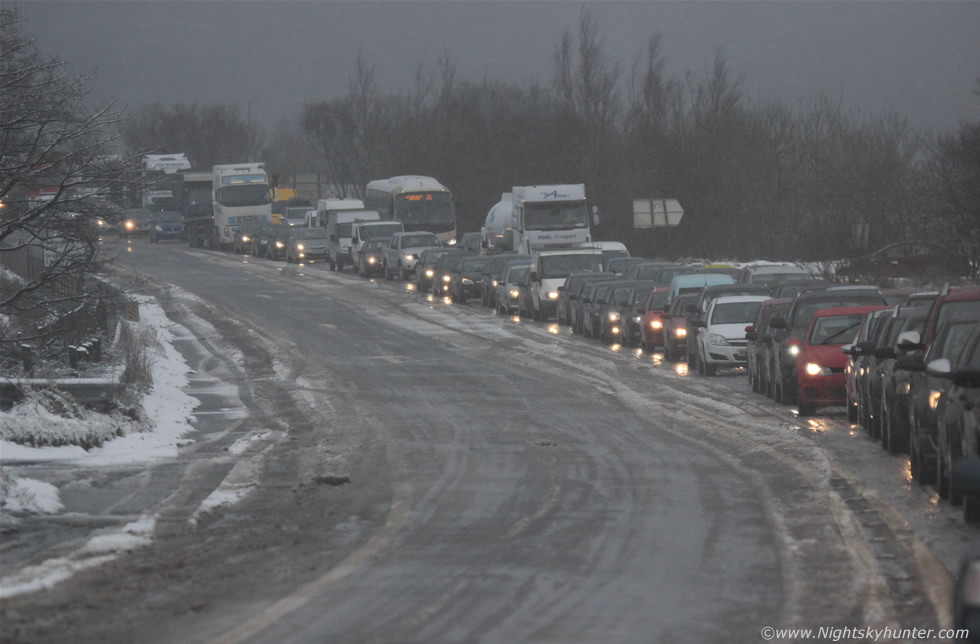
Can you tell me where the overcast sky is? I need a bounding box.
[15,1,980,134]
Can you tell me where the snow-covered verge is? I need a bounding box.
[1,294,199,504]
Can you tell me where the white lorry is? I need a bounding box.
[142,153,191,210]
[212,163,273,251]
[482,184,596,255]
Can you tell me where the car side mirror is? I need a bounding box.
[926,358,952,378]
[351,236,359,244]
[895,353,926,371]
[896,330,924,352]
[841,343,855,356]
[557,286,566,292]
[745,325,756,334]
[874,347,896,360]
[635,308,645,315]
[769,317,787,329]
[691,319,706,328]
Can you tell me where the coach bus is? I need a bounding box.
[363,176,457,244]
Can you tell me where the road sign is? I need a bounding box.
[633,198,684,228]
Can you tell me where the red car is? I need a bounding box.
[639,287,671,351]
[796,306,890,416]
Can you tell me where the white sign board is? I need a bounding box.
[633,198,684,228]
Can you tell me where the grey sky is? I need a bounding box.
[15,1,980,134]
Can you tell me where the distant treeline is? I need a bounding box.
[121,12,980,267]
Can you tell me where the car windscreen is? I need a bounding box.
[791,296,885,329]
[461,257,491,272]
[361,223,403,239]
[154,212,182,223]
[646,290,670,310]
[540,254,602,279]
[296,229,326,240]
[710,301,764,325]
[809,314,866,345]
[402,234,440,248]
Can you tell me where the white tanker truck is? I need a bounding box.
[481,184,595,255]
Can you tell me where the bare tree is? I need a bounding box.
[1,7,135,357]
[121,102,264,169]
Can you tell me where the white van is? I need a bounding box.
[528,249,603,320]
[351,219,404,273]
[327,209,382,271]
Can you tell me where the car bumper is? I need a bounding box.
[704,345,748,365]
[797,373,847,405]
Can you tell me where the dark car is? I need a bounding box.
[557,272,614,327]
[745,298,791,396]
[497,264,530,315]
[359,238,388,277]
[251,222,281,258]
[415,248,457,289]
[149,211,184,243]
[266,224,293,261]
[873,308,930,452]
[839,240,971,281]
[900,313,980,486]
[606,257,646,276]
[662,293,699,363]
[459,232,483,255]
[947,333,980,522]
[285,227,329,263]
[936,320,980,506]
[450,256,491,303]
[951,460,980,634]
[572,279,620,335]
[637,287,672,351]
[603,281,657,345]
[119,208,153,237]
[769,287,887,405]
[234,220,262,254]
[431,252,465,297]
[480,254,530,309]
[774,279,832,300]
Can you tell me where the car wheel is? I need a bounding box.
[965,494,980,523]
[798,398,815,416]
[948,434,964,506]
[329,256,337,271]
[384,261,392,280]
[337,260,344,272]
[750,363,760,393]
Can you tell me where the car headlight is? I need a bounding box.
[241,235,250,243]
[706,333,729,346]
[547,291,559,300]
[805,362,831,376]
[276,241,284,248]
[632,315,642,323]
[447,239,457,245]
[297,244,304,251]
[509,290,520,298]
[788,345,801,357]
[425,269,434,277]
[608,312,620,321]
[899,382,911,395]
[154,225,163,232]
[368,257,376,264]
[125,221,135,229]
[492,280,498,287]
[929,390,942,410]
[405,254,414,261]
[649,319,662,329]
[96,219,105,227]
[462,278,473,285]
[676,328,687,338]
[442,275,451,282]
